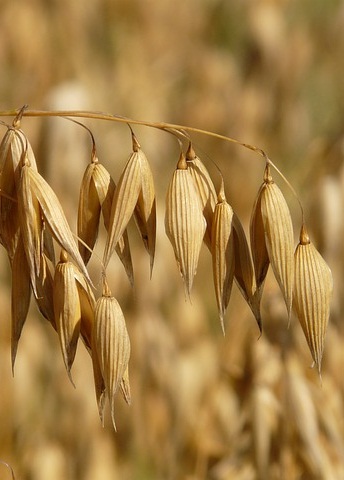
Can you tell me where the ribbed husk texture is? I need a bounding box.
[293,225,333,374]
[165,152,206,296]
[211,182,234,333]
[258,167,294,322]
[92,282,131,429]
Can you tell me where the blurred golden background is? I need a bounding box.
[1,1,344,479]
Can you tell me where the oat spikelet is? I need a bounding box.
[53,250,82,383]
[27,165,92,286]
[259,165,294,321]
[77,161,101,265]
[34,253,56,329]
[232,213,261,332]
[186,142,217,250]
[72,265,96,353]
[250,182,270,302]
[211,180,234,334]
[293,225,333,374]
[93,279,131,430]
[0,128,39,262]
[165,152,206,296]
[132,134,157,276]
[91,161,134,285]
[18,162,43,297]
[11,234,31,373]
[103,133,155,271]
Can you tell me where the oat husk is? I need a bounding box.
[186,142,217,250]
[78,162,101,265]
[293,225,333,374]
[259,165,294,322]
[211,181,235,334]
[11,234,31,372]
[92,160,134,285]
[103,133,156,273]
[92,280,131,430]
[232,213,261,332]
[165,152,206,296]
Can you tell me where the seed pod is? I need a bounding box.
[11,234,31,373]
[53,250,82,383]
[93,280,131,430]
[211,181,235,334]
[90,161,134,285]
[165,152,206,296]
[186,142,217,251]
[77,162,101,264]
[293,225,333,374]
[232,213,262,332]
[259,165,294,322]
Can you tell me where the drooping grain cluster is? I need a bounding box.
[0,114,332,428]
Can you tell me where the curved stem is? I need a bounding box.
[0,108,267,158]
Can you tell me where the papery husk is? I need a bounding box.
[186,142,217,251]
[0,128,38,261]
[92,161,134,285]
[211,181,235,334]
[34,253,56,329]
[93,281,131,430]
[165,152,206,296]
[91,325,106,425]
[232,213,261,332]
[53,250,82,383]
[103,140,143,269]
[77,162,101,265]
[250,182,270,303]
[26,165,92,286]
[260,167,294,322]
[18,163,43,297]
[11,234,31,373]
[132,135,156,277]
[72,263,96,353]
[293,225,333,374]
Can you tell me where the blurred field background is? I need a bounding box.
[1,0,344,479]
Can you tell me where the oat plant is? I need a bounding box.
[0,105,333,428]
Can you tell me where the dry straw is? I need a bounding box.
[0,106,334,432]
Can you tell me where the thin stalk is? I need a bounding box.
[0,108,266,157]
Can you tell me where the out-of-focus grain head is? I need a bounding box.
[293,224,333,376]
[259,164,294,323]
[165,151,206,297]
[92,278,131,430]
[211,179,235,334]
[186,142,217,251]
